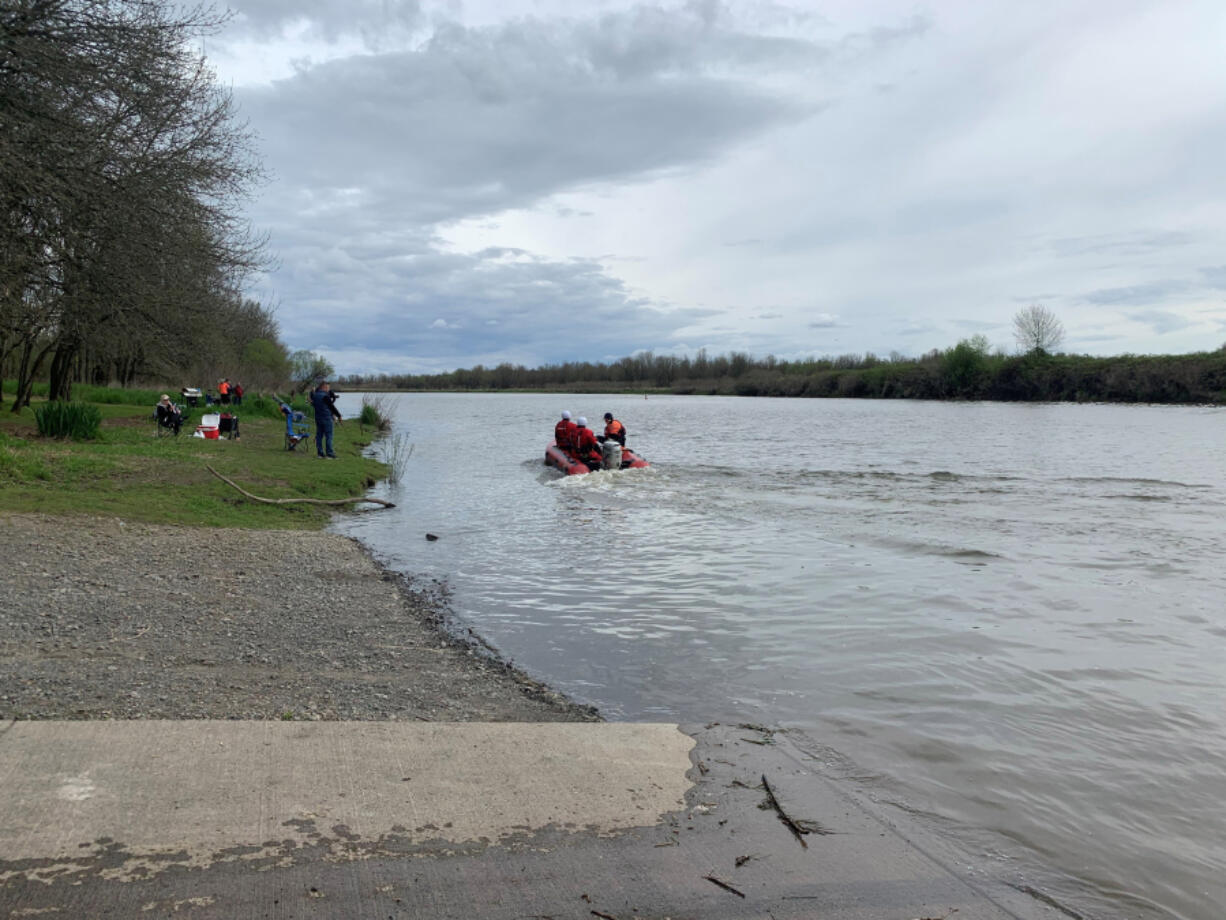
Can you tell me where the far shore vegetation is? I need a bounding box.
[337,340,1226,406]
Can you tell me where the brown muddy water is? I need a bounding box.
[336,393,1225,920]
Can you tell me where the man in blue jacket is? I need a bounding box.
[310,381,343,458]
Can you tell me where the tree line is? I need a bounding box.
[338,323,1226,406]
[1,0,290,409]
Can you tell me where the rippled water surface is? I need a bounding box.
[334,393,1226,920]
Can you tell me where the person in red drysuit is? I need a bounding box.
[572,416,602,464]
[554,410,578,453]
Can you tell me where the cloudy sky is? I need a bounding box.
[206,0,1226,374]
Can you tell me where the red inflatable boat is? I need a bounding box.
[544,441,650,475]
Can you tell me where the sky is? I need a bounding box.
[204,0,1226,375]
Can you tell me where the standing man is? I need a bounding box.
[310,381,342,459]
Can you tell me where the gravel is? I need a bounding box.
[0,513,599,723]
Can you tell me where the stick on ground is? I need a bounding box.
[761,774,808,848]
[206,465,395,509]
[703,875,747,898]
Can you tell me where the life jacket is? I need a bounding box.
[218,381,229,395]
[604,419,625,443]
[574,425,599,455]
[554,419,573,450]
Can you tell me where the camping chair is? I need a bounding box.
[280,403,310,451]
[154,402,185,438]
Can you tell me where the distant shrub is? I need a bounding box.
[35,402,102,439]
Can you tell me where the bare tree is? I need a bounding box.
[1013,304,1065,354]
[2,0,269,406]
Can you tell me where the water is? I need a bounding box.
[334,393,1226,920]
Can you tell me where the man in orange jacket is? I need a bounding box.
[599,412,626,446]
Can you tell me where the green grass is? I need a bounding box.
[35,401,102,439]
[0,391,387,529]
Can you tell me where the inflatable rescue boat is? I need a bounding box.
[545,440,649,475]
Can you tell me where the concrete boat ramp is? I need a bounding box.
[0,720,1086,919]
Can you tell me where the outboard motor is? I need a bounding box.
[601,438,622,470]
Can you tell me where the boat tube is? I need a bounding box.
[544,441,649,475]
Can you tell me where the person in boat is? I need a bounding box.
[598,412,626,446]
[572,416,602,465]
[554,410,578,454]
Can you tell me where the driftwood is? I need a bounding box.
[761,774,808,848]
[206,465,395,509]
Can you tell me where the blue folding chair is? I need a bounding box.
[280,404,310,451]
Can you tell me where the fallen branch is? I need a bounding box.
[206,465,395,509]
[704,875,746,898]
[761,774,808,848]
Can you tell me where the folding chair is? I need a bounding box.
[281,404,310,451]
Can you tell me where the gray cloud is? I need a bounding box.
[232,2,860,368]
[1082,280,1191,306]
[239,21,814,227]
[1128,310,1193,335]
[225,0,423,44]
[1201,265,1226,289]
[266,233,720,371]
[951,319,1002,331]
[1047,231,1192,260]
[897,322,940,337]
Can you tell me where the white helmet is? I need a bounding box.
[576,416,587,426]
[561,410,571,420]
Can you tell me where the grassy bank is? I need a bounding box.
[0,391,388,529]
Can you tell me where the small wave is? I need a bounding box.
[869,535,1005,561]
[1062,476,1208,490]
[928,470,962,482]
[1103,493,1172,502]
[941,548,1004,560]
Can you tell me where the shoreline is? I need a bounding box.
[0,512,1116,920]
[0,512,597,724]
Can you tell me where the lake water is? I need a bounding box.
[333,393,1225,920]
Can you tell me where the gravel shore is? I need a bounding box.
[0,513,598,723]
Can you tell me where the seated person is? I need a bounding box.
[554,410,577,452]
[155,394,182,435]
[572,417,602,464]
[598,412,626,446]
